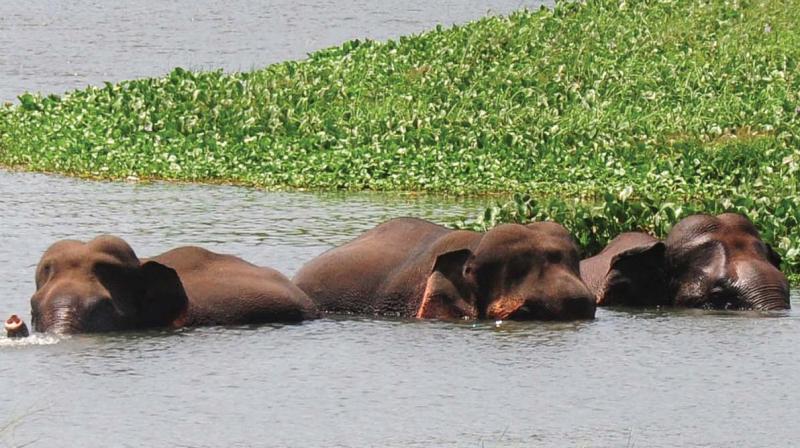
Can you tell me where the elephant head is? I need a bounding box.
[665,213,789,310]
[417,222,596,321]
[580,232,669,307]
[30,236,188,333]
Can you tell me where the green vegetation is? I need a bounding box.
[0,0,798,277]
[454,192,800,283]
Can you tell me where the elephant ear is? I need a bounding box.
[609,241,666,268]
[416,249,477,320]
[103,261,188,327]
[600,241,667,306]
[765,244,782,269]
[136,261,189,327]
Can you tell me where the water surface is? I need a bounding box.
[1,170,799,447]
[2,1,800,445]
[0,0,552,102]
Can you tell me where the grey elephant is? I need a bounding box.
[580,213,790,310]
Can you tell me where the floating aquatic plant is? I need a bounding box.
[0,0,797,279]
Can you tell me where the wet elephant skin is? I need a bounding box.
[580,232,668,307]
[293,218,596,321]
[30,236,318,333]
[581,213,789,311]
[665,213,789,310]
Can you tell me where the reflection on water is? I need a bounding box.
[1,170,799,447]
[0,0,553,102]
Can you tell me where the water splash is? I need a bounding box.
[0,334,65,347]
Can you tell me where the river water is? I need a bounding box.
[1,170,799,447]
[0,0,552,102]
[2,1,800,446]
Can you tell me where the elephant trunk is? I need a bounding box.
[5,315,30,338]
[31,297,84,334]
[735,283,790,311]
[731,261,791,311]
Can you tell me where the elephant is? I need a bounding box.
[665,213,789,310]
[579,232,668,307]
[5,315,30,338]
[293,217,596,321]
[29,235,318,334]
[580,213,790,310]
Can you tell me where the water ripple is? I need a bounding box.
[1,171,799,447]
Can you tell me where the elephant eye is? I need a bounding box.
[687,241,719,261]
[506,259,529,281]
[93,260,126,277]
[87,298,114,317]
[545,250,563,264]
[609,278,631,293]
[37,263,53,288]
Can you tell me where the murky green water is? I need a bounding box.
[1,170,799,447]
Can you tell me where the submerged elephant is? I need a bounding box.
[30,236,318,333]
[293,218,596,321]
[666,213,789,310]
[580,213,790,310]
[579,232,668,307]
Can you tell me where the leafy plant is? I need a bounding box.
[0,0,797,280]
[453,190,800,283]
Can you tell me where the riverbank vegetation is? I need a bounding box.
[0,0,798,277]
[454,192,800,284]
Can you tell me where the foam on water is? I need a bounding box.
[0,334,64,347]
